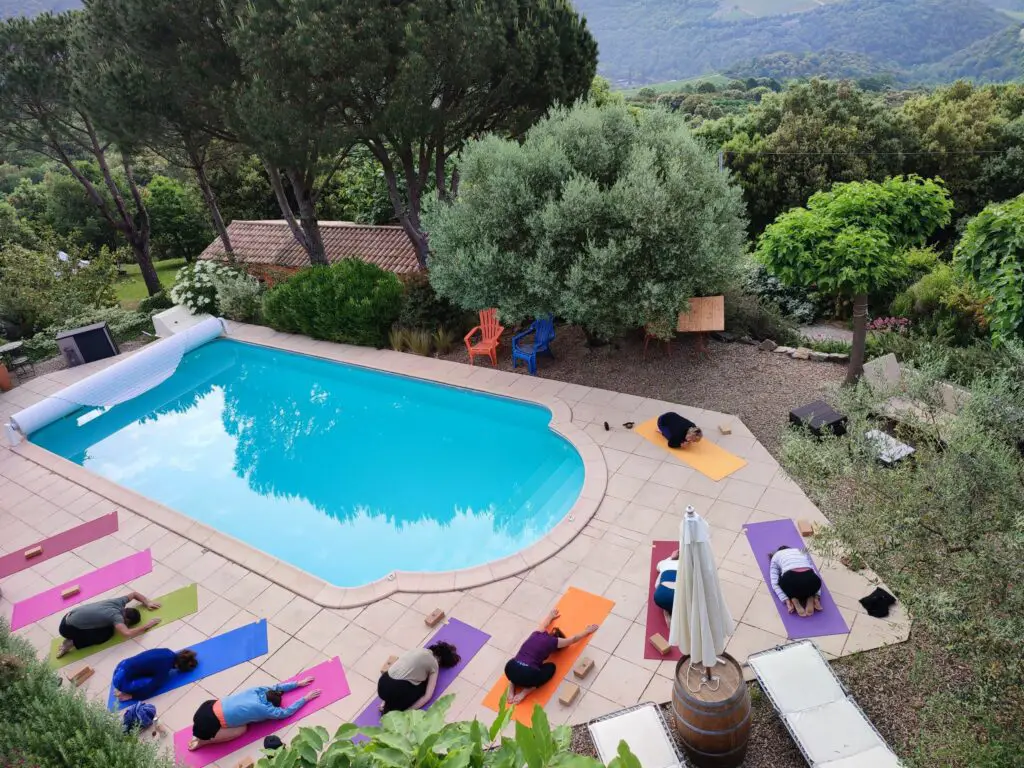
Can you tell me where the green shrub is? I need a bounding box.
[723,287,801,345]
[399,272,469,333]
[806,338,852,354]
[891,263,990,345]
[137,290,173,314]
[0,619,174,768]
[262,259,403,347]
[745,262,826,324]
[23,307,155,361]
[866,329,1015,386]
[433,326,456,355]
[169,260,238,315]
[212,269,265,323]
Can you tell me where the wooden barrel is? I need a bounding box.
[671,653,751,768]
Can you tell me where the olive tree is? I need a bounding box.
[424,102,747,343]
[756,176,953,384]
[954,192,1024,344]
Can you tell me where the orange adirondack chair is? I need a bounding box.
[465,308,504,367]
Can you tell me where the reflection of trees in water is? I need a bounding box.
[214,359,545,537]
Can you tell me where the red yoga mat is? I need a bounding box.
[0,512,118,579]
[644,540,683,660]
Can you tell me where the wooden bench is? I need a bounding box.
[644,295,725,358]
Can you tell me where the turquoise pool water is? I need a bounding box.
[31,340,584,587]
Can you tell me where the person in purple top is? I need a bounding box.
[504,608,597,705]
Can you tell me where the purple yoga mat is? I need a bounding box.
[351,618,490,738]
[743,519,849,639]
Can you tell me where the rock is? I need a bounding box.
[791,347,812,360]
[738,335,756,345]
[758,339,778,352]
[827,352,850,363]
[774,346,794,354]
[809,351,829,362]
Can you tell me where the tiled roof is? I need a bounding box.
[199,220,420,273]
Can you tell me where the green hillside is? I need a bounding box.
[575,0,1017,85]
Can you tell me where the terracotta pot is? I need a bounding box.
[0,364,11,393]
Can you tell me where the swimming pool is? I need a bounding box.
[30,339,584,587]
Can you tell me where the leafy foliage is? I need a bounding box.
[398,273,469,334]
[425,101,746,342]
[213,268,266,323]
[170,260,238,315]
[891,263,991,344]
[954,192,1024,343]
[756,176,953,381]
[145,175,214,262]
[0,618,174,768]
[137,290,174,314]
[262,260,403,347]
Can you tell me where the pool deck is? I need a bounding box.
[0,322,909,765]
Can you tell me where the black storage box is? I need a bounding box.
[55,322,119,367]
[789,400,848,437]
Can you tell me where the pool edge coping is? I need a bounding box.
[14,321,608,609]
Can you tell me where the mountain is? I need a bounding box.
[1,1,79,16]
[574,0,1019,85]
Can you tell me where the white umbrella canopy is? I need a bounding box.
[668,505,735,673]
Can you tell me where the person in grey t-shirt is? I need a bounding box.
[57,590,162,657]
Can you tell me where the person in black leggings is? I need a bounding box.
[769,545,823,617]
[504,608,597,705]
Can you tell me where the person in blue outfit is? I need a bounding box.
[653,549,680,627]
[112,648,199,702]
[188,676,321,751]
[657,412,703,449]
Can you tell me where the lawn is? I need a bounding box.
[114,258,186,308]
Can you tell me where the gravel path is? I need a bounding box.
[441,324,844,454]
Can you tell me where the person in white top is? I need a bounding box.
[769,545,823,617]
[653,549,679,627]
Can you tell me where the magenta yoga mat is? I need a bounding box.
[743,519,849,639]
[0,512,118,579]
[644,540,683,661]
[9,549,152,630]
[351,618,491,737]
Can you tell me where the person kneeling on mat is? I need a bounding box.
[504,609,597,705]
[113,647,199,702]
[769,545,823,617]
[657,412,703,449]
[188,677,320,751]
[653,549,680,627]
[378,642,460,714]
[56,591,162,658]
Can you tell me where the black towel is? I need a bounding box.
[859,587,896,618]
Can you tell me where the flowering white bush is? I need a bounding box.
[169,260,238,315]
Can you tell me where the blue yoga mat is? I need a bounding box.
[107,619,269,710]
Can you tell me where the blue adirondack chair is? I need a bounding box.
[512,315,556,375]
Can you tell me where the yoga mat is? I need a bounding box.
[644,541,682,661]
[172,656,350,768]
[634,418,747,481]
[351,618,491,737]
[482,587,614,725]
[744,520,849,639]
[48,583,199,668]
[0,512,118,579]
[107,619,270,710]
[11,549,153,630]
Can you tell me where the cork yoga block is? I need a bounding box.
[573,657,594,679]
[649,633,671,655]
[67,666,94,687]
[797,519,815,537]
[61,585,81,599]
[425,608,445,627]
[24,546,43,559]
[558,683,580,706]
[235,759,255,768]
[718,424,732,435]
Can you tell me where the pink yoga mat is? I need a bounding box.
[644,540,683,660]
[172,656,350,768]
[9,549,152,630]
[0,512,118,579]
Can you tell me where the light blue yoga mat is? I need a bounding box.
[107,619,269,710]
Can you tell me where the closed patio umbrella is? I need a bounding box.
[669,505,735,689]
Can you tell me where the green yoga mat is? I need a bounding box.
[49,583,199,669]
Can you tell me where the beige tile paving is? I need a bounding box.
[0,326,910,756]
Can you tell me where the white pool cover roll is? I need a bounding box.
[10,316,224,437]
[748,640,902,767]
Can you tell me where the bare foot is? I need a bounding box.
[812,596,823,612]
[115,690,132,702]
[188,737,201,752]
[378,702,385,713]
[794,600,807,617]
[804,601,816,616]
[56,640,74,659]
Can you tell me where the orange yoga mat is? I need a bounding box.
[634,417,746,481]
[482,587,614,724]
